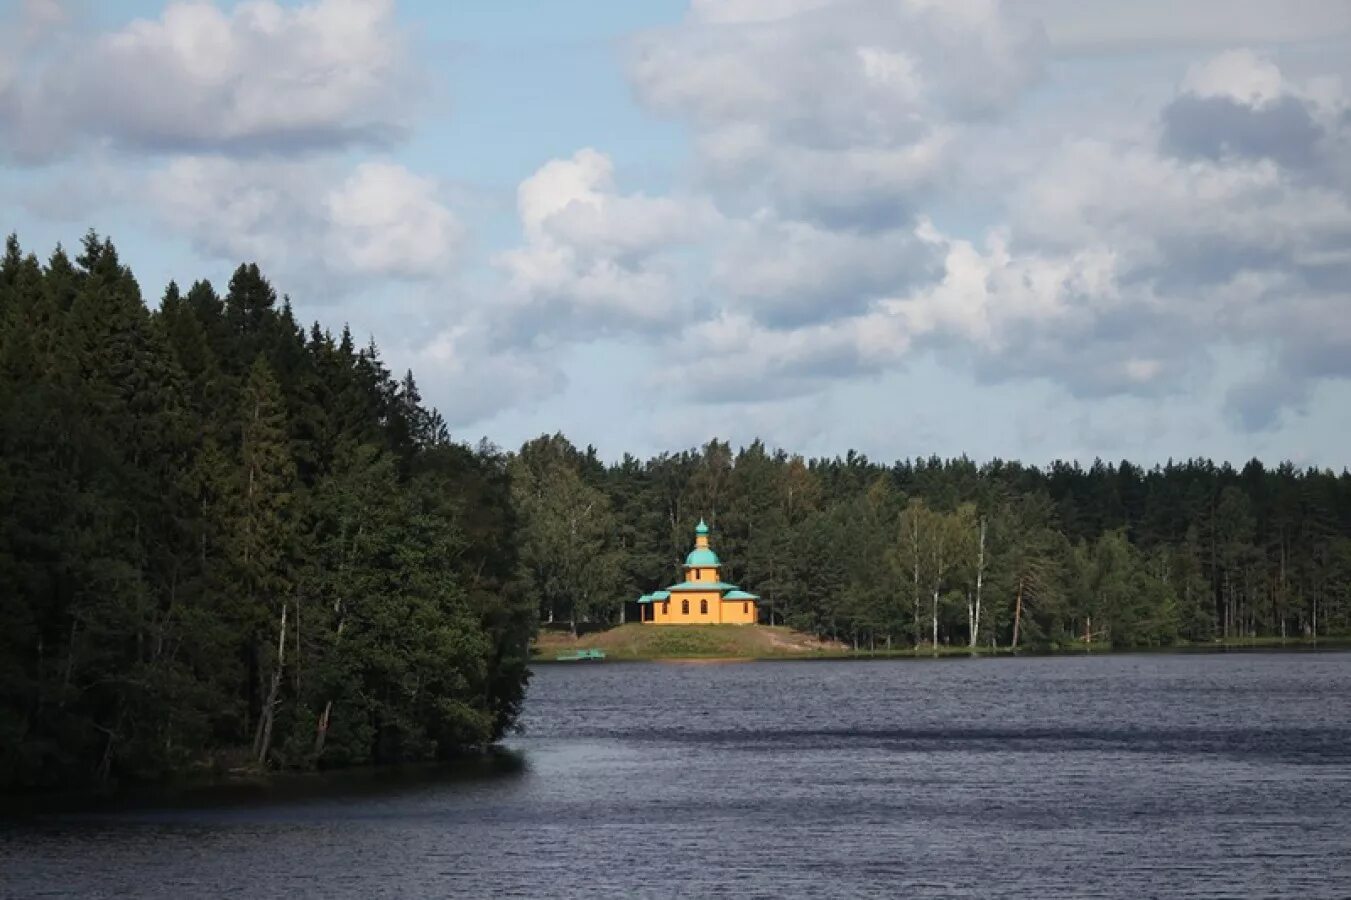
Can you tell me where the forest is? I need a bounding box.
[3,232,1350,790]
[512,420,1351,652]
[0,234,533,791]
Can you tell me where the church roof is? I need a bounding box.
[695,518,709,535]
[723,589,759,600]
[684,547,721,567]
[665,580,741,592]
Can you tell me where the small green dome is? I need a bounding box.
[684,547,721,567]
[695,518,709,536]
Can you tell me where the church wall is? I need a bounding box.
[718,600,757,624]
[645,594,757,624]
[650,590,723,624]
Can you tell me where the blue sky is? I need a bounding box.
[3,0,1350,467]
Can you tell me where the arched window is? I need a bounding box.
[700,599,708,614]
[694,568,701,580]
[743,602,748,614]
[663,601,669,615]
[681,599,689,615]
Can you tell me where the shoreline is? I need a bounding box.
[530,632,1351,664]
[0,750,528,814]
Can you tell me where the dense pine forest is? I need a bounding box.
[3,233,1350,791]
[0,234,533,791]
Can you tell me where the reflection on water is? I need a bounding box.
[2,752,529,821]
[4,652,1351,898]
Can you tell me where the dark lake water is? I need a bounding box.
[4,651,1351,898]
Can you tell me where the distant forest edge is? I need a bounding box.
[523,436,1351,651]
[3,233,1350,791]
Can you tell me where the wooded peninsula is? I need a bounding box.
[3,233,1349,791]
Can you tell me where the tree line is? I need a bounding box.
[0,234,533,791]
[512,435,1351,650]
[5,232,1349,789]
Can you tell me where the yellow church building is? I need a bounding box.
[636,520,758,624]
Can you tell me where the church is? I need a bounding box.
[635,520,758,624]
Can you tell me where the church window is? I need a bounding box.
[700,599,708,614]
[743,602,748,614]
[663,601,669,615]
[681,599,689,615]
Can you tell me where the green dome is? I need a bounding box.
[684,547,721,567]
[695,518,709,536]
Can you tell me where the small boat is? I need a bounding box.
[554,648,607,662]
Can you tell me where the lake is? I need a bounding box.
[4,651,1351,898]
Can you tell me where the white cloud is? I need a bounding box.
[326,163,465,279]
[150,156,464,288]
[495,149,719,334]
[1027,0,1351,53]
[553,10,1345,430]
[1004,57,1351,426]
[712,213,941,326]
[2,0,412,160]
[1181,49,1287,107]
[656,228,1159,403]
[403,320,563,428]
[627,0,1043,224]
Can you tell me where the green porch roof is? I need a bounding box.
[722,589,759,600]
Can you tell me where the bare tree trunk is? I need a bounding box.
[911,519,920,649]
[314,700,333,757]
[1011,575,1024,649]
[293,588,302,693]
[966,590,974,647]
[254,601,287,765]
[62,619,78,696]
[970,517,986,648]
[313,592,348,758]
[931,586,939,649]
[930,532,944,651]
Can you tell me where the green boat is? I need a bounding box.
[554,648,607,662]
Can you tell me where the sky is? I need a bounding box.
[2,0,1350,468]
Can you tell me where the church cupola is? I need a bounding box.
[683,519,720,581]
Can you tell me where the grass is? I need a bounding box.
[532,624,845,661]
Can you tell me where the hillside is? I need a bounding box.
[532,624,846,661]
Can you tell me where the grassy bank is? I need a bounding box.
[532,624,846,661]
[531,625,1349,662]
